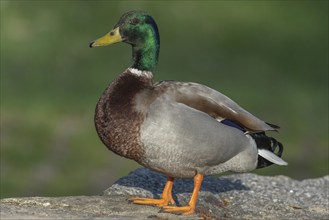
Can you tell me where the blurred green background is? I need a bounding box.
[1,1,328,199]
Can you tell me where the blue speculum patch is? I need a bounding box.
[221,119,245,132]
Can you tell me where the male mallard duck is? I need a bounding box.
[90,11,287,216]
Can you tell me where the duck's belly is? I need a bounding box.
[139,100,258,178]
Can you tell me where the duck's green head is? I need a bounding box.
[90,11,160,72]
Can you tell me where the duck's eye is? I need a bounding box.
[131,18,140,25]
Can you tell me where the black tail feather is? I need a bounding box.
[250,132,284,169]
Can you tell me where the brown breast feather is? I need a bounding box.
[94,70,153,163]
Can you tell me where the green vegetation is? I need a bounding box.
[1,1,328,199]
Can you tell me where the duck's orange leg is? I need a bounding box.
[162,173,204,215]
[128,177,175,207]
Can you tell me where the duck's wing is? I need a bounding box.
[154,81,278,133]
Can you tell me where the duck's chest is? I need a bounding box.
[94,73,153,162]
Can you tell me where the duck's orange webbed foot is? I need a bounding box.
[128,197,174,207]
[128,177,175,207]
[161,173,204,216]
[162,205,195,215]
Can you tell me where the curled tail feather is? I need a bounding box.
[250,132,288,168]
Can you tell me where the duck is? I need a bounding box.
[89,11,288,216]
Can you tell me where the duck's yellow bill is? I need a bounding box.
[89,27,122,48]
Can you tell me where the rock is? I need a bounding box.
[1,168,328,219]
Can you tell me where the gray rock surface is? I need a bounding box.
[1,168,328,219]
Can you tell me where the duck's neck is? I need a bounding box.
[131,26,160,72]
